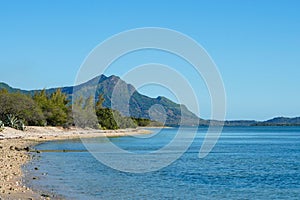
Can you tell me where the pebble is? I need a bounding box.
[0,139,40,199]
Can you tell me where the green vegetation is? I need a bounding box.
[131,117,151,126]
[72,95,99,129]
[33,89,70,126]
[5,114,26,131]
[131,117,163,127]
[0,89,45,126]
[0,89,160,131]
[96,108,119,130]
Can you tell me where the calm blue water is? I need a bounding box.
[24,127,300,199]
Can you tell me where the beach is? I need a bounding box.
[0,126,150,200]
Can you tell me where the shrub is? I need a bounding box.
[5,114,26,131]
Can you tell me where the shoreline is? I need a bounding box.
[0,126,151,200]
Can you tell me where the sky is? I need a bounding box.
[0,0,300,120]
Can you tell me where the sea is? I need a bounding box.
[23,127,300,199]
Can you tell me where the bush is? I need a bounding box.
[5,114,26,131]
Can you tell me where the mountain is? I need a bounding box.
[0,75,201,126]
[1,76,300,126]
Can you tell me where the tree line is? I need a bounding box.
[0,89,157,130]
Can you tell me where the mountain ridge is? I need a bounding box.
[1,75,300,126]
[0,75,201,126]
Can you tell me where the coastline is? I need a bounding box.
[0,126,150,200]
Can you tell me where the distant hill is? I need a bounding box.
[252,117,300,126]
[0,82,31,94]
[1,76,300,127]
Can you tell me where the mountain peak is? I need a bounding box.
[107,75,120,80]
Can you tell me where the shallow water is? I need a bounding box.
[24,127,300,199]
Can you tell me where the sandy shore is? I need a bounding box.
[0,126,150,200]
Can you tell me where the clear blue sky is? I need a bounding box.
[0,0,300,120]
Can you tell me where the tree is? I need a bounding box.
[96,108,119,130]
[33,89,51,124]
[0,91,45,125]
[48,89,69,125]
[33,89,70,126]
[131,118,151,126]
[72,96,99,128]
[95,94,105,110]
[95,95,137,129]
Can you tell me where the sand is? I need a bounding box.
[0,126,150,200]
